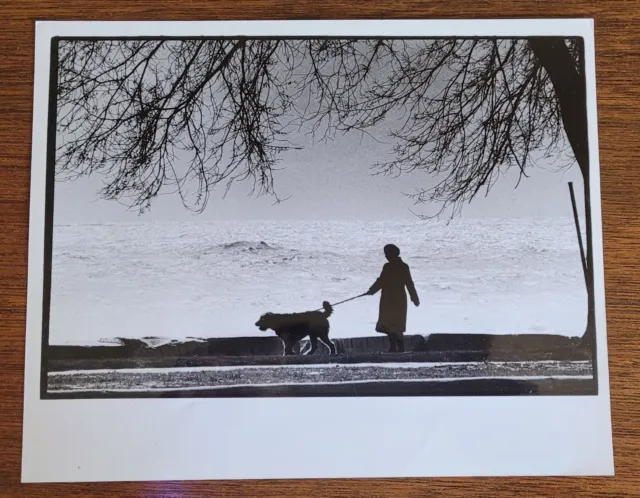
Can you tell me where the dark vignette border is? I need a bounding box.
[41,37,59,399]
[40,34,597,399]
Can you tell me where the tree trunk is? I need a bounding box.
[529,37,595,349]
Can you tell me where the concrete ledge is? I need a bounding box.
[48,333,586,362]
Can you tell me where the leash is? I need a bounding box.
[315,293,368,311]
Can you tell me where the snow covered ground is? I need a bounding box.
[49,217,588,345]
[48,360,593,393]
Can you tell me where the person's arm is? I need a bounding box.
[367,265,386,295]
[405,264,420,306]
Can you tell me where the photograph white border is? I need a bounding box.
[22,19,613,482]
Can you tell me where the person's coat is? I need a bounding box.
[367,257,419,336]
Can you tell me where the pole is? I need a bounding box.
[569,181,588,287]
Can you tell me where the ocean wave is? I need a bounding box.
[113,336,207,349]
[219,240,275,251]
[190,240,277,259]
[522,243,550,254]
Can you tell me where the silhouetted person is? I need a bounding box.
[366,244,419,353]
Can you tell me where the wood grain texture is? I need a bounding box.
[0,1,638,495]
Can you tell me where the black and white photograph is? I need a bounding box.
[22,20,614,482]
[43,30,601,398]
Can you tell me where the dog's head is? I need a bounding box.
[255,312,276,332]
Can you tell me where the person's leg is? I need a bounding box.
[396,337,405,353]
[388,334,398,353]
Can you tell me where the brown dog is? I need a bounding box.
[255,301,336,356]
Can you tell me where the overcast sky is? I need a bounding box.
[54,127,584,224]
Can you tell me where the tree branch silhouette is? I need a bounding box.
[58,39,298,212]
[56,38,580,216]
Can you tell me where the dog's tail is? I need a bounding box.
[321,301,333,318]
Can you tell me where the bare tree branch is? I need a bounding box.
[56,37,580,216]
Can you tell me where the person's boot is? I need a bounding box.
[388,337,398,353]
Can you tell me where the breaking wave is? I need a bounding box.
[219,241,274,251]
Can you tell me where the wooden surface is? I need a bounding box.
[1,1,638,495]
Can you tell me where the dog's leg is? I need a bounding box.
[305,336,318,355]
[319,334,336,355]
[283,339,295,356]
